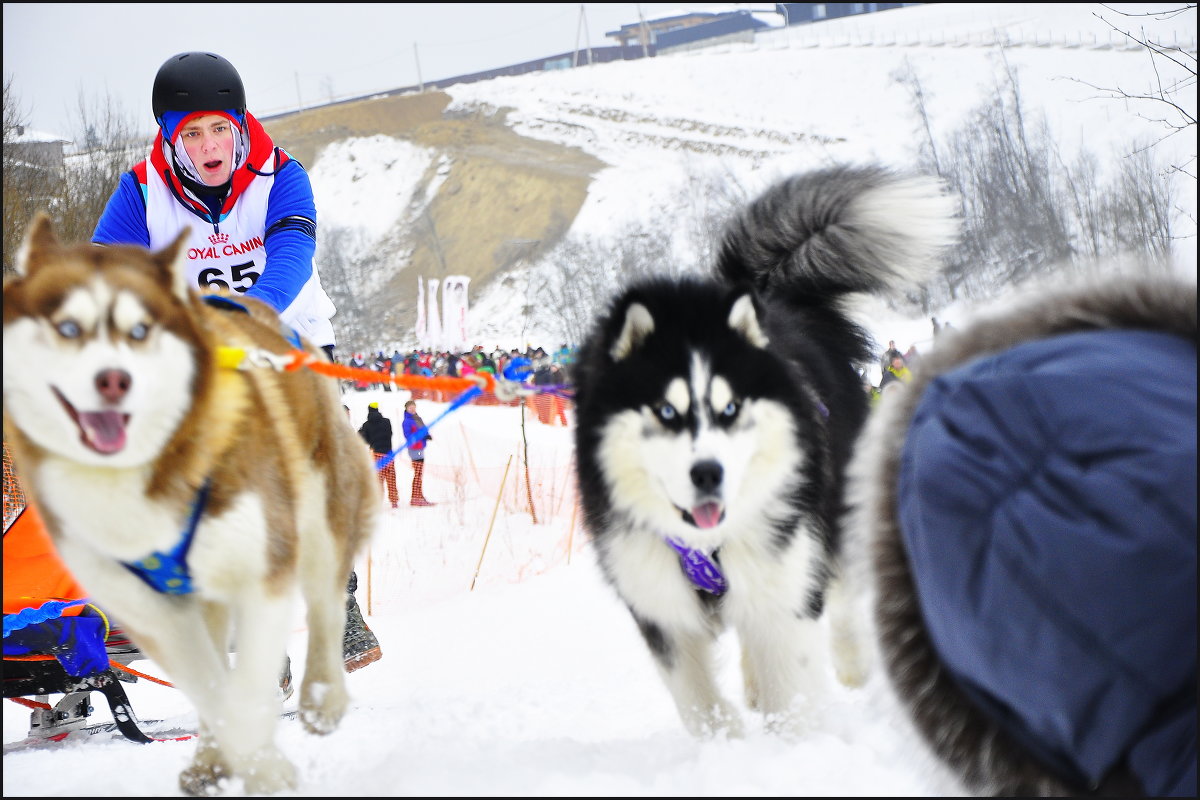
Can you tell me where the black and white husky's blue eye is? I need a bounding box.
[720,400,739,419]
[55,320,81,339]
[129,322,149,341]
[656,403,678,422]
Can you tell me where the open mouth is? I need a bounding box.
[681,501,724,530]
[203,160,223,171]
[52,387,130,455]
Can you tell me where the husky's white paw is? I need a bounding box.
[762,705,813,740]
[179,746,230,797]
[239,747,298,795]
[684,699,745,740]
[743,675,761,712]
[831,631,871,689]
[300,679,349,735]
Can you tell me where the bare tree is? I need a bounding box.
[898,52,1181,312]
[59,89,148,245]
[3,78,146,274]
[529,164,751,346]
[1078,4,1197,179]
[316,223,378,354]
[3,75,65,275]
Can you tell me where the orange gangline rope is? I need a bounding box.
[280,350,497,394]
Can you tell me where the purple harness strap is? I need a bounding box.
[664,537,727,595]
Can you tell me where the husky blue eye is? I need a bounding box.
[722,401,739,418]
[657,404,677,421]
[130,322,149,341]
[55,320,81,339]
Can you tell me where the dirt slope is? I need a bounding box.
[262,92,604,347]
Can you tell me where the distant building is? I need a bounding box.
[262,4,925,123]
[5,125,71,178]
[653,11,773,55]
[776,3,918,26]
[605,11,751,50]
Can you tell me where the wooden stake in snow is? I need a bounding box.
[566,495,578,566]
[471,454,513,591]
[458,420,482,486]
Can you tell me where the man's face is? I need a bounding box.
[179,114,236,186]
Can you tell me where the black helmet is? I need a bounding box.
[152,52,246,120]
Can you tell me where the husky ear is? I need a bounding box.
[156,228,192,302]
[728,293,769,349]
[609,302,655,362]
[14,212,58,277]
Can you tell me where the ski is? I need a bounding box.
[4,708,299,754]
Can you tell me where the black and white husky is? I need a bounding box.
[571,164,959,737]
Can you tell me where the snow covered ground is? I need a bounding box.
[4,3,1194,795]
[4,389,964,797]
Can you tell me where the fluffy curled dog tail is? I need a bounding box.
[715,164,960,299]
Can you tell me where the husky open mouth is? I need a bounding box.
[52,386,129,455]
[681,501,723,529]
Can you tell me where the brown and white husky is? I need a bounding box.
[2,214,378,795]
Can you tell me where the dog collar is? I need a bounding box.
[665,537,727,595]
[119,480,209,595]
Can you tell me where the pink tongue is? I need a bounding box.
[691,502,723,529]
[79,411,127,454]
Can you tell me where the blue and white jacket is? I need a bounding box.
[92,112,336,347]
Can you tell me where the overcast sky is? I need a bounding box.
[3,3,770,140]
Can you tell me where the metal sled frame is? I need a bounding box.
[3,625,166,744]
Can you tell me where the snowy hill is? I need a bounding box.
[3,5,1195,796]
[291,2,1195,354]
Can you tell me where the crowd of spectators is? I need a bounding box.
[343,344,576,395]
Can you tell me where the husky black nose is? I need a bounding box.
[95,369,132,403]
[690,460,723,493]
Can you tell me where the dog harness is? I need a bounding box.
[665,537,727,595]
[119,480,209,595]
[202,294,303,348]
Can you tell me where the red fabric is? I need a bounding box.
[410,460,428,504]
[378,461,399,507]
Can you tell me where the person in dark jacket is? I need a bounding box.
[358,402,398,508]
[846,270,1196,797]
[402,400,435,507]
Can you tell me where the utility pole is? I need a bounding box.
[414,43,424,92]
[583,4,593,66]
[573,4,594,67]
[573,5,583,67]
[636,4,651,58]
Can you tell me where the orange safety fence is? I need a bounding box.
[303,351,573,426]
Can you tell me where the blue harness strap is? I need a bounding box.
[120,480,209,595]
